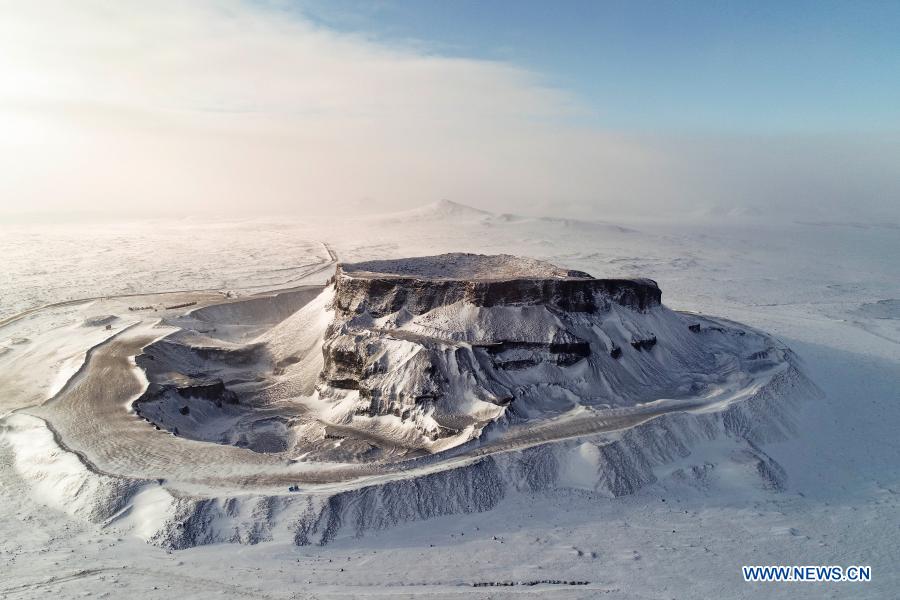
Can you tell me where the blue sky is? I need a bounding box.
[299,0,900,133]
[1,1,897,219]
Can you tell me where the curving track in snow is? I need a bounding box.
[13,306,790,496]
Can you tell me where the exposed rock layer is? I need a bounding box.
[334,255,661,317]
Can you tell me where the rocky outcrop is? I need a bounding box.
[175,379,237,403]
[333,255,661,318]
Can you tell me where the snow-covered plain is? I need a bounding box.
[0,219,332,322]
[1,201,899,598]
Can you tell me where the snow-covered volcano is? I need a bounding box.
[131,252,793,459]
[1,246,817,552]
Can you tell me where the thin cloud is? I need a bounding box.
[0,0,896,221]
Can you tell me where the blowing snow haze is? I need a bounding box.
[0,0,898,222]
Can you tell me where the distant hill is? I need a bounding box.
[371,199,636,233]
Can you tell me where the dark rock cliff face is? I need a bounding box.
[333,267,661,318]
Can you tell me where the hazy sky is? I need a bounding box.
[1,0,898,221]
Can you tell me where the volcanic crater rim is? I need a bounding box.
[339,252,595,281]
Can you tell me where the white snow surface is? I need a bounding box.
[341,252,586,280]
[0,201,898,598]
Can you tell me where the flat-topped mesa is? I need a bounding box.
[334,253,661,317]
[313,254,679,450]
